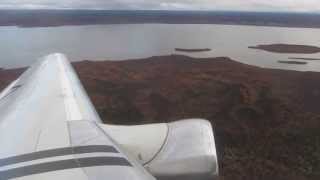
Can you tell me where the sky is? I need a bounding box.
[0,0,320,12]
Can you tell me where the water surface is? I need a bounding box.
[1,24,320,71]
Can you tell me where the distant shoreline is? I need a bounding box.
[1,10,320,28]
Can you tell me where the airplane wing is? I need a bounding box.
[0,53,218,180]
[0,54,155,180]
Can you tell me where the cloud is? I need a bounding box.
[0,0,320,12]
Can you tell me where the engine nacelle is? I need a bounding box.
[100,119,219,180]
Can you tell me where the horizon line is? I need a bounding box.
[0,8,319,14]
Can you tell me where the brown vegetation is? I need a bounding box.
[1,55,320,180]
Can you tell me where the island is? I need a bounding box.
[175,48,211,52]
[249,43,320,54]
[0,55,319,180]
[289,57,320,60]
[278,60,308,65]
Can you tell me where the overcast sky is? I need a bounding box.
[0,0,320,12]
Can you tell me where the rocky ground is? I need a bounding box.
[1,55,320,180]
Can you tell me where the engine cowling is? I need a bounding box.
[99,119,219,180]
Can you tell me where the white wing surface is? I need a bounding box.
[0,54,155,180]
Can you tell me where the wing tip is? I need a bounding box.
[42,53,69,64]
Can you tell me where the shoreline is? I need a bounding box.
[3,22,320,29]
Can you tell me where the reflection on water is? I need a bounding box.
[0,24,320,71]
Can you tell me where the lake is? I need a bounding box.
[1,24,320,71]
